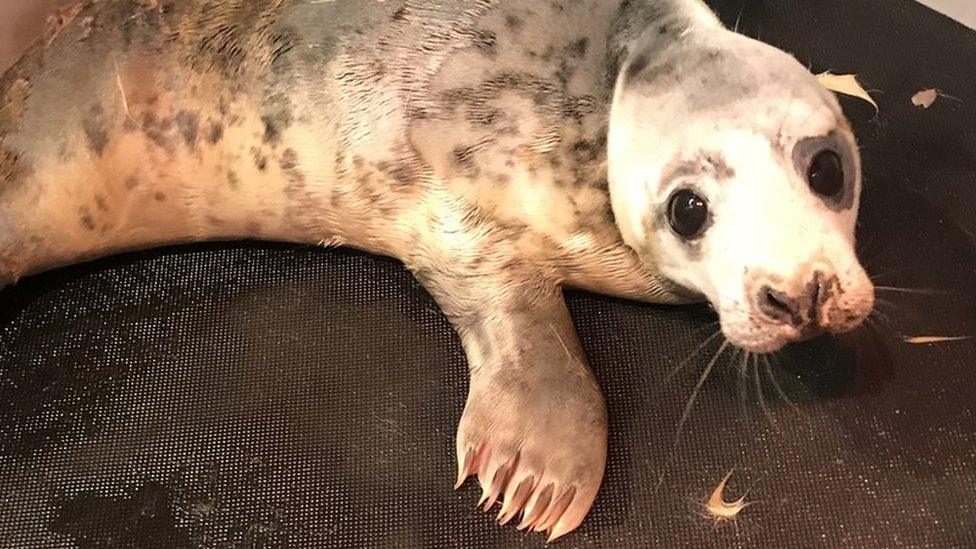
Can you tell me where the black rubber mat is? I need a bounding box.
[2,0,975,546]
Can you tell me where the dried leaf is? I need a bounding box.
[705,471,750,520]
[816,72,878,112]
[905,335,971,345]
[912,89,939,109]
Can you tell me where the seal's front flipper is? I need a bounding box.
[424,276,607,541]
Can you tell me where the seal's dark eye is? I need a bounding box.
[668,189,709,239]
[808,150,844,197]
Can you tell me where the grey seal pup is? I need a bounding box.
[0,0,874,539]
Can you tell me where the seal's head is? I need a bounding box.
[608,26,874,353]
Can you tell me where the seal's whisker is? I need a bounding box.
[674,340,731,444]
[857,238,894,273]
[869,306,893,324]
[664,329,723,382]
[687,319,722,339]
[866,266,912,285]
[762,354,798,411]
[863,315,898,339]
[737,349,750,423]
[657,339,731,492]
[875,285,950,296]
[863,315,881,331]
[733,3,746,34]
[873,296,898,312]
[857,232,879,256]
[753,355,777,431]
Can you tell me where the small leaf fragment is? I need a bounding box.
[905,335,971,345]
[705,470,750,520]
[816,72,879,112]
[911,89,939,109]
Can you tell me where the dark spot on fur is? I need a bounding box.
[207,121,224,144]
[391,6,408,20]
[94,195,109,212]
[704,154,736,180]
[227,170,239,189]
[555,60,574,88]
[251,149,268,172]
[390,163,416,186]
[453,146,478,175]
[570,139,601,163]
[504,15,523,32]
[624,53,650,81]
[79,209,96,231]
[141,112,174,153]
[469,30,497,56]
[124,175,140,190]
[279,148,298,171]
[280,147,307,211]
[82,106,109,156]
[567,38,589,58]
[153,192,166,202]
[659,151,736,191]
[175,110,200,148]
[262,116,279,143]
[260,110,293,145]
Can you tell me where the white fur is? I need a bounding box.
[609,26,874,352]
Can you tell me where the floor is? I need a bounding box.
[917,0,976,29]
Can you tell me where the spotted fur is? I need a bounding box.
[0,0,873,540]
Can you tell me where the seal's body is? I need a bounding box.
[0,0,875,539]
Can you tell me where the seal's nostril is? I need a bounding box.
[807,272,835,327]
[809,273,825,321]
[765,290,791,314]
[758,285,798,325]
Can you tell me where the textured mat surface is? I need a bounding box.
[2,0,975,547]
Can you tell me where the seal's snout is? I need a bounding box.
[756,271,835,334]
